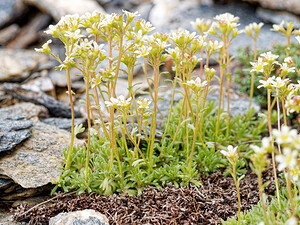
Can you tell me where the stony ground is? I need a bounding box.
[13,168,279,225]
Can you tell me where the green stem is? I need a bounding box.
[281,98,287,126]
[232,164,241,222]
[268,89,280,203]
[84,73,91,180]
[216,61,225,136]
[249,40,257,109]
[162,66,179,139]
[286,171,295,216]
[189,95,200,170]
[149,59,159,172]
[258,172,270,225]
[65,67,76,170]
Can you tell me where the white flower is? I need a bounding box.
[296,36,300,44]
[257,76,275,89]
[135,45,152,58]
[275,148,298,171]
[117,95,132,108]
[260,51,279,63]
[170,30,197,47]
[105,96,132,109]
[137,98,151,110]
[122,10,140,20]
[34,40,52,54]
[45,25,58,37]
[271,77,290,89]
[250,145,266,155]
[279,63,295,75]
[251,137,271,155]
[284,56,293,65]
[214,13,239,25]
[221,145,238,158]
[65,29,85,40]
[250,57,268,73]
[273,125,298,145]
[186,77,207,92]
[252,22,264,32]
[190,18,211,34]
[272,21,285,33]
[207,40,223,52]
[105,97,119,108]
[137,19,155,34]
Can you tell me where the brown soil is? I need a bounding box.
[14,168,279,225]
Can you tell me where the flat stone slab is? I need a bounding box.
[0,121,79,188]
[0,102,49,121]
[0,49,49,82]
[0,119,33,153]
[0,103,48,152]
[2,83,81,118]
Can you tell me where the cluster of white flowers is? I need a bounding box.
[190,18,211,35]
[244,22,264,40]
[209,13,242,38]
[105,95,132,109]
[272,20,300,37]
[286,94,300,115]
[137,98,151,110]
[186,77,208,93]
[170,29,197,49]
[206,39,223,53]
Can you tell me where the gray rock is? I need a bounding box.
[0,121,82,188]
[256,8,300,29]
[6,13,51,49]
[0,0,26,28]
[149,3,287,54]
[0,24,19,46]
[206,85,261,117]
[0,49,49,82]
[2,83,81,118]
[0,102,49,121]
[0,119,33,152]
[22,0,106,22]
[42,117,86,131]
[48,68,82,88]
[49,209,109,225]
[21,76,55,94]
[0,103,48,152]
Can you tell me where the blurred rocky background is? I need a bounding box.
[0,0,299,224]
